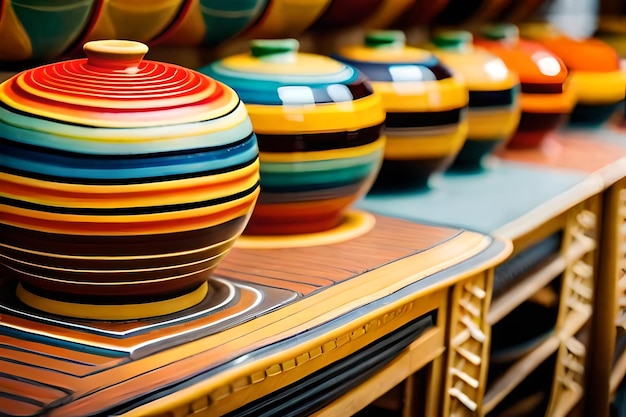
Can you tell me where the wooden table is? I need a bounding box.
[359,126,626,416]
[0,214,510,417]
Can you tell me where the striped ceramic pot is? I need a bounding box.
[0,40,260,320]
[334,31,469,190]
[200,39,386,236]
[429,30,521,170]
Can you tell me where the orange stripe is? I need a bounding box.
[1,189,259,235]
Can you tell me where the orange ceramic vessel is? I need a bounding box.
[520,22,626,126]
[0,40,260,320]
[474,24,574,149]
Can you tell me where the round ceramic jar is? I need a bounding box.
[430,30,521,170]
[334,31,468,189]
[519,22,626,127]
[0,40,260,320]
[200,39,386,236]
[474,24,574,149]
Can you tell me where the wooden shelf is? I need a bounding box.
[483,335,560,414]
[488,236,594,325]
[611,344,626,395]
[548,386,583,417]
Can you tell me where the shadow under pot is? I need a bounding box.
[334,30,469,191]
[474,24,574,149]
[0,40,260,320]
[199,39,386,237]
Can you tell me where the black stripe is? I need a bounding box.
[0,181,259,215]
[520,83,563,94]
[0,95,242,128]
[0,390,47,407]
[0,132,255,159]
[468,87,519,108]
[0,156,259,185]
[385,108,464,128]
[0,216,249,256]
[333,56,453,82]
[256,123,383,152]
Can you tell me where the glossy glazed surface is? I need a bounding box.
[0,0,99,62]
[243,0,333,39]
[200,39,385,236]
[474,24,574,148]
[335,31,468,189]
[0,40,260,319]
[163,0,269,46]
[520,22,625,126]
[430,30,521,169]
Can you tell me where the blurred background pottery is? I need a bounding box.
[519,21,625,127]
[334,30,468,190]
[0,0,100,64]
[162,0,269,47]
[474,23,574,149]
[0,40,260,320]
[243,0,333,40]
[79,0,190,45]
[200,39,386,237]
[429,29,521,170]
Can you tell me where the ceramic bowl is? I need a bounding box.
[519,22,626,127]
[0,40,260,320]
[163,0,269,46]
[334,30,468,190]
[200,39,386,236]
[0,0,99,63]
[474,24,574,149]
[430,30,521,170]
[243,0,333,39]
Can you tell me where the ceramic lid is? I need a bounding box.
[0,40,241,129]
[474,24,569,86]
[334,30,454,82]
[201,38,373,105]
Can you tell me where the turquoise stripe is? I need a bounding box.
[260,151,382,188]
[0,103,253,154]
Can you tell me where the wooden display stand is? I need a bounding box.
[0,215,510,417]
[360,128,626,416]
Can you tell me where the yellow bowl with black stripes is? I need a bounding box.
[335,30,469,189]
[430,30,521,170]
[200,39,386,235]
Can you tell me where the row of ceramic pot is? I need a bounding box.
[1,23,623,320]
[0,0,551,64]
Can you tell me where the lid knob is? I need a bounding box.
[480,23,520,43]
[83,40,149,73]
[250,38,299,62]
[365,30,406,49]
[432,30,473,51]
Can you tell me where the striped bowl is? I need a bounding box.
[334,31,469,190]
[200,39,386,235]
[0,40,260,320]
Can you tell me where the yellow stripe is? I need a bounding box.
[467,107,521,140]
[2,167,260,209]
[219,52,346,75]
[336,45,433,63]
[1,189,259,231]
[569,70,626,104]
[259,137,385,163]
[384,121,468,159]
[0,159,260,194]
[373,77,468,112]
[16,281,209,320]
[245,94,386,134]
